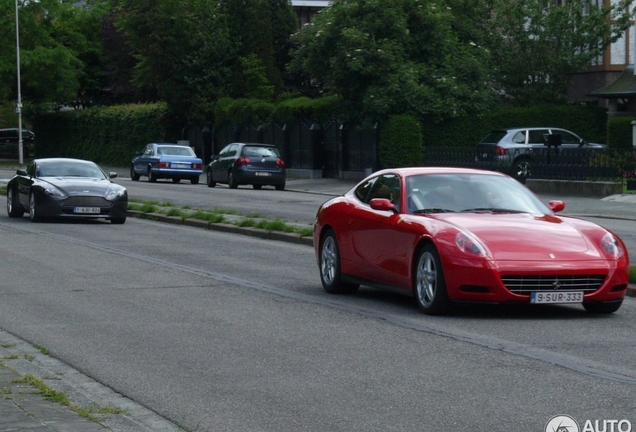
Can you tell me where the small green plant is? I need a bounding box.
[14,375,70,405]
[139,203,158,213]
[33,344,50,355]
[190,211,225,223]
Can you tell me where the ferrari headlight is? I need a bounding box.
[105,188,126,201]
[601,232,624,258]
[456,232,487,257]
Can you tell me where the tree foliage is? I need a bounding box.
[482,0,635,106]
[288,0,497,122]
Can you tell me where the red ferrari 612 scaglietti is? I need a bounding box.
[313,167,629,315]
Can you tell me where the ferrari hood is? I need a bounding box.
[435,213,601,260]
[44,178,116,195]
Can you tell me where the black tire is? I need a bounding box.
[413,244,451,315]
[191,176,199,185]
[172,177,181,183]
[253,184,262,190]
[7,185,24,218]
[510,158,531,184]
[110,217,127,225]
[148,167,157,182]
[319,229,359,294]
[275,182,285,191]
[228,171,238,189]
[583,301,622,314]
[130,165,140,181]
[206,170,216,188]
[29,192,41,222]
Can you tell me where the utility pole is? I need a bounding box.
[15,0,23,166]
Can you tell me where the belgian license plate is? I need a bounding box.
[255,172,271,176]
[175,163,189,169]
[530,291,583,304]
[74,207,100,214]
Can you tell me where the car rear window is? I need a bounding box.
[158,146,195,156]
[243,146,280,158]
[480,130,507,144]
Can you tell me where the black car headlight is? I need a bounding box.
[42,185,67,198]
[105,188,126,201]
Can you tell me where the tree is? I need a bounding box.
[0,0,104,113]
[288,0,497,122]
[113,0,235,124]
[483,0,635,106]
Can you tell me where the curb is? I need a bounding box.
[128,210,636,298]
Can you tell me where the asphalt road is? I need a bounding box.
[1,167,636,431]
[1,202,636,431]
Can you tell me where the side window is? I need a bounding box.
[511,131,526,144]
[528,130,549,144]
[368,174,401,206]
[27,161,35,177]
[228,144,238,157]
[552,130,579,145]
[354,177,377,203]
[143,145,153,156]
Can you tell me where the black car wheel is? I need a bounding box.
[414,244,451,315]
[7,186,23,218]
[29,192,41,222]
[206,170,216,188]
[130,165,140,181]
[253,184,262,190]
[109,217,127,225]
[228,171,238,189]
[191,176,199,185]
[583,301,622,314]
[319,229,359,294]
[148,167,157,182]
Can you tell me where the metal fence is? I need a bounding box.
[424,146,635,182]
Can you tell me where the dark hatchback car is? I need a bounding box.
[207,143,286,190]
[131,143,203,184]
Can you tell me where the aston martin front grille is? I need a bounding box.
[502,275,605,294]
[60,196,112,208]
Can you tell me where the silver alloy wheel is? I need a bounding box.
[6,187,13,215]
[321,235,337,286]
[29,193,37,221]
[416,251,437,308]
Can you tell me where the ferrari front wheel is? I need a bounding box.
[319,229,359,294]
[414,244,451,315]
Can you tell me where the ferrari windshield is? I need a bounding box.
[406,173,552,215]
[36,160,107,179]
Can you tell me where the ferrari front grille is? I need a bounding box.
[60,196,112,208]
[502,275,605,294]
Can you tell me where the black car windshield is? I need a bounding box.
[406,173,551,215]
[37,161,107,179]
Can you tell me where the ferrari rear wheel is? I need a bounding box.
[319,229,359,294]
[583,301,622,314]
[414,244,451,315]
[29,193,41,222]
[7,186,23,218]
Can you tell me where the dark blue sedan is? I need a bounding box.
[131,143,203,184]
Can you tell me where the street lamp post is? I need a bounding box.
[15,0,23,166]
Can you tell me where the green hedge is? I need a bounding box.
[420,105,608,148]
[33,103,173,166]
[607,116,636,150]
[378,114,423,168]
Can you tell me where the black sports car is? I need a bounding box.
[6,158,128,224]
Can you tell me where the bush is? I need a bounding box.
[379,114,423,168]
[607,116,636,149]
